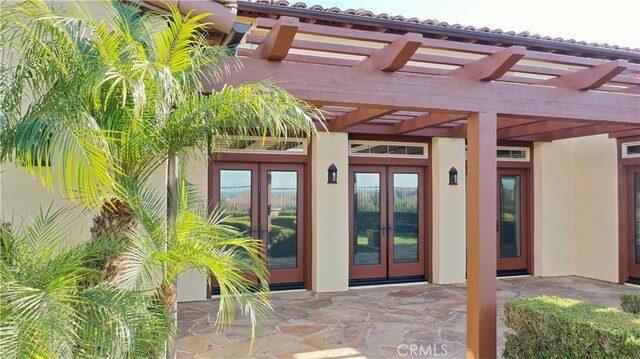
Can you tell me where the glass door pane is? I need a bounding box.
[393,173,419,263]
[634,173,640,265]
[500,175,522,258]
[220,170,253,235]
[354,173,382,265]
[266,171,298,270]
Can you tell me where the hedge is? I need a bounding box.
[620,292,640,315]
[503,296,640,359]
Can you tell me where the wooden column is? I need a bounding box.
[466,112,497,358]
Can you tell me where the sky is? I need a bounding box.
[309,0,640,49]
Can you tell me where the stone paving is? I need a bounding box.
[177,276,638,358]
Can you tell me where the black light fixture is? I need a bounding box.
[327,163,338,184]
[448,166,458,185]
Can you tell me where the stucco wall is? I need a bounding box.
[572,135,619,282]
[431,137,467,284]
[0,157,208,302]
[176,156,209,302]
[0,163,94,245]
[533,141,576,276]
[311,132,350,292]
[533,134,619,282]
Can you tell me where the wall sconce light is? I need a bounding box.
[327,163,338,184]
[448,166,458,185]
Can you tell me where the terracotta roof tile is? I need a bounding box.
[245,0,639,53]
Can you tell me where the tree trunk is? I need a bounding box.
[165,155,179,359]
[89,198,136,281]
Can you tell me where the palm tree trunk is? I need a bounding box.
[165,155,179,359]
[89,199,136,281]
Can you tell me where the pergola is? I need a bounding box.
[205,16,640,359]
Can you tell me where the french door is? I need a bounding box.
[349,165,426,283]
[627,166,640,281]
[497,168,530,274]
[210,163,305,286]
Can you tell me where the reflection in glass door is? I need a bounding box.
[629,169,640,281]
[349,166,426,283]
[497,169,529,273]
[264,170,299,271]
[212,163,304,287]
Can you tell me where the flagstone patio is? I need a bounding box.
[177,276,638,358]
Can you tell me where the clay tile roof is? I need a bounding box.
[242,0,639,53]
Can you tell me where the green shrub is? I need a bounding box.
[503,296,640,359]
[271,215,297,229]
[620,292,640,315]
[268,226,296,257]
[223,217,251,233]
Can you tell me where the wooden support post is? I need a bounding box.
[466,112,497,359]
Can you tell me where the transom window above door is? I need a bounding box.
[349,141,428,159]
[213,136,308,155]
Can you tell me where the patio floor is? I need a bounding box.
[177,276,638,358]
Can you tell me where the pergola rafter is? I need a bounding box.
[327,107,394,131]
[353,32,423,71]
[251,16,299,60]
[391,112,467,134]
[541,59,629,91]
[514,123,637,142]
[447,46,526,81]
[497,120,589,139]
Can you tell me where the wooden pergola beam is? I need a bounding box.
[251,16,299,60]
[447,46,526,80]
[609,128,640,139]
[391,112,466,134]
[467,112,497,358]
[497,120,586,139]
[354,32,423,72]
[541,59,629,91]
[209,57,640,124]
[446,118,539,138]
[327,107,393,131]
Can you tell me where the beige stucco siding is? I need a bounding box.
[533,141,576,276]
[533,134,619,282]
[572,135,619,282]
[431,137,467,284]
[311,132,350,292]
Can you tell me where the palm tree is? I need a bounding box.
[0,206,171,358]
[1,0,321,357]
[114,179,272,353]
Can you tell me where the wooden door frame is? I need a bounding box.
[387,166,427,278]
[496,167,531,273]
[207,151,310,297]
[348,165,389,280]
[348,163,429,282]
[617,136,640,283]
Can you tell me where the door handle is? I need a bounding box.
[251,226,258,238]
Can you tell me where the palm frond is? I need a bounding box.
[0,205,169,358]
